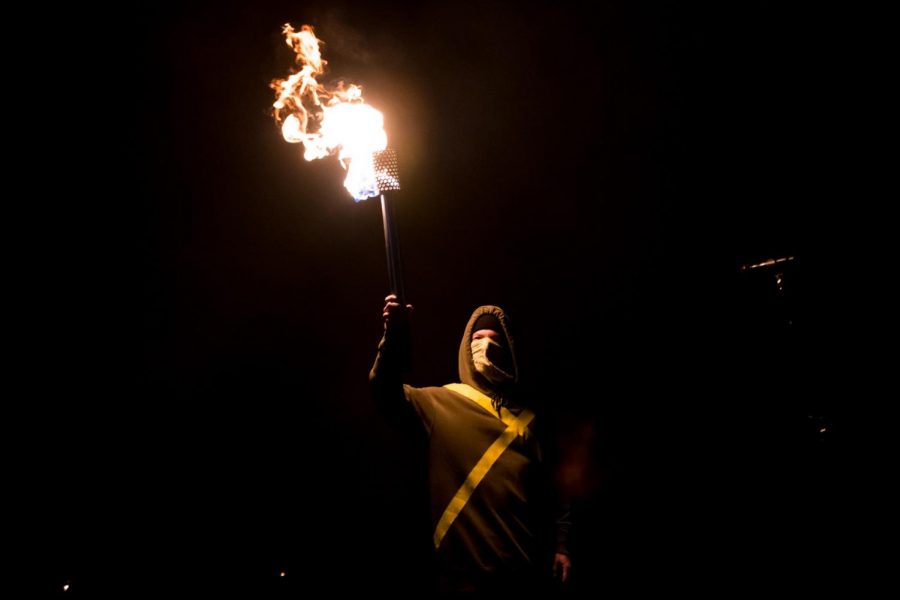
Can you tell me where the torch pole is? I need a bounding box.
[380,192,406,304]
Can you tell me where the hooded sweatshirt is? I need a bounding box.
[370,305,570,592]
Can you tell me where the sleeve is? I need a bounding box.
[554,503,572,556]
[533,414,572,557]
[369,321,436,433]
[369,323,408,414]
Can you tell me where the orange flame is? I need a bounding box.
[271,24,387,201]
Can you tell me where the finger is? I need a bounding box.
[384,294,397,302]
[562,563,569,583]
[383,302,404,319]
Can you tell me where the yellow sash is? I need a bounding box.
[433,383,535,549]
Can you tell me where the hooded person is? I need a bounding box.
[370,300,572,595]
[467,310,517,409]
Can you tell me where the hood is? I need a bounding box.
[458,305,519,400]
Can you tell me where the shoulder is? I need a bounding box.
[408,385,462,401]
[402,384,463,406]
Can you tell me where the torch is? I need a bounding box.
[271,24,406,302]
[373,149,405,303]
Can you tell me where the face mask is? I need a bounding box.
[471,337,514,385]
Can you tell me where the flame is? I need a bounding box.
[271,24,387,202]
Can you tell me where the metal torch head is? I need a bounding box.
[373,148,401,192]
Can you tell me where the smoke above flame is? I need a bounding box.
[271,24,387,201]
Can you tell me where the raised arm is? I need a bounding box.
[369,294,413,415]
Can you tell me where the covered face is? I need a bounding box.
[472,329,513,385]
[458,307,518,394]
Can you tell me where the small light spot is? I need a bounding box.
[280,571,286,577]
[63,584,70,592]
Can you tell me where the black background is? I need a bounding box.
[18,0,848,595]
